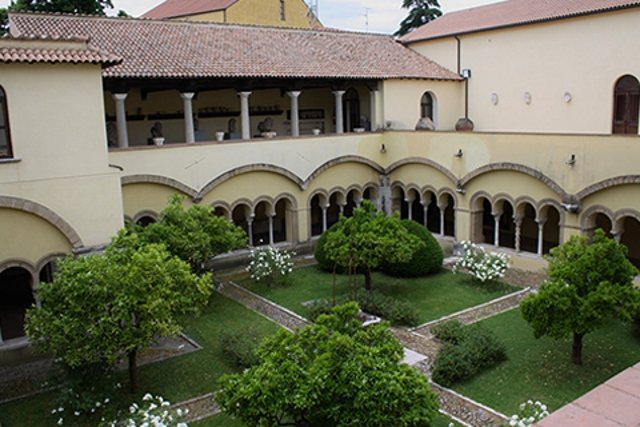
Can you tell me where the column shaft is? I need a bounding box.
[333,90,345,134]
[370,89,378,131]
[238,91,252,140]
[181,92,195,144]
[113,93,129,148]
[288,91,301,137]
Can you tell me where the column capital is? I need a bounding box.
[333,90,346,97]
[287,90,302,98]
[238,91,253,98]
[112,93,128,101]
[180,92,195,100]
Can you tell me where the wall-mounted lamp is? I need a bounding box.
[454,149,463,158]
[461,69,472,79]
[455,184,466,194]
[380,144,387,154]
[524,91,532,105]
[566,154,576,167]
[564,92,573,103]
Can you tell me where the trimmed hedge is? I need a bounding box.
[355,290,419,327]
[382,219,443,278]
[221,332,261,369]
[431,321,507,387]
[431,319,466,345]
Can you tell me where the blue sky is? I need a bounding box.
[0,0,504,34]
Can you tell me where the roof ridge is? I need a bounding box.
[9,11,394,38]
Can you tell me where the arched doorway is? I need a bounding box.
[442,194,455,237]
[519,203,538,253]
[252,201,271,246]
[326,193,341,229]
[310,194,324,236]
[593,213,613,238]
[0,267,35,341]
[613,75,640,134]
[273,199,289,243]
[344,89,360,132]
[481,198,494,245]
[541,206,561,255]
[135,216,156,227]
[232,204,251,244]
[343,190,358,218]
[620,216,640,269]
[424,191,440,233]
[498,201,516,249]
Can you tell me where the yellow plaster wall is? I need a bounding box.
[407,8,640,134]
[0,209,72,266]
[226,0,314,28]
[0,63,123,251]
[121,183,190,219]
[178,10,224,22]
[382,79,463,131]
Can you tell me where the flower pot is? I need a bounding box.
[312,128,321,136]
[215,132,225,142]
[152,137,165,146]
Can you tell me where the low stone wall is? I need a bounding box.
[217,281,310,331]
[172,392,221,423]
[412,288,531,336]
[430,382,509,427]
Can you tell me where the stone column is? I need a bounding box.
[407,200,413,221]
[493,214,501,247]
[321,204,329,233]
[181,92,196,144]
[246,216,254,247]
[514,217,523,252]
[268,214,275,245]
[370,89,378,131]
[536,221,546,256]
[238,91,252,140]
[423,204,429,228]
[438,201,449,236]
[287,91,301,137]
[333,90,346,134]
[112,93,129,148]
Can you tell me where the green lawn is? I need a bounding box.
[452,308,640,415]
[0,293,280,427]
[192,411,462,426]
[239,266,518,324]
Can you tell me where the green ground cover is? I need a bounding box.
[192,411,462,427]
[0,293,280,427]
[239,266,518,324]
[452,308,640,415]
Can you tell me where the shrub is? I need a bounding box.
[355,290,419,326]
[431,319,465,344]
[221,332,260,369]
[453,241,510,283]
[247,246,295,286]
[383,219,443,277]
[306,299,336,322]
[431,323,507,387]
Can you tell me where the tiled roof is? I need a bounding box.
[143,0,238,20]
[9,13,460,81]
[0,36,121,66]
[401,0,640,43]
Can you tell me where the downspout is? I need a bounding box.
[454,35,461,75]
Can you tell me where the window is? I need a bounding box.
[0,86,13,158]
[420,92,434,121]
[613,75,640,135]
[280,0,286,21]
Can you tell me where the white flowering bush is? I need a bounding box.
[247,246,295,286]
[507,400,550,427]
[453,241,510,283]
[101,394,189,427]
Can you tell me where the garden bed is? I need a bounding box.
[0,293,280,427]
[451,308,640,415]
[239,266,519,324]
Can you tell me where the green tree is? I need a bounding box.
[139,194,247,274]
[8,0,113,15]
[521,229,640,365]
[217,302,439,427]
[394,0,442,37]
[322,200,422,290]
[26,231,212,392]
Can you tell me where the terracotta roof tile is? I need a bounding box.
[9,13,460,81]
[401,0,640,43]
[143,0,238,20]
[0,36,121,66]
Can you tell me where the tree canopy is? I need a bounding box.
[8,0,113,15]
[321,200,423,290]
[217,302,439,427]
[26,231,212,392]
[521,229,640,365]
[395,0,442,37]
[138,194,247,274]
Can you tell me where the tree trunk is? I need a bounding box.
[128,349,139,393]
[572,332,584,365]
[364,269,372,291]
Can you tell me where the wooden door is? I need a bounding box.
[613,75,640,134]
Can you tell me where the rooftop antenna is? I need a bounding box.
[364,8,371,32]
[307,0,319,22]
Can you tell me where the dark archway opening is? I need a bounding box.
[0,267,34,341]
